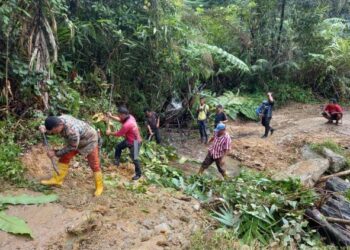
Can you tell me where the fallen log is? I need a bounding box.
[319,170,350,182]
[325,177,350,192]
[320,194,350,220]
[305,208,350,246]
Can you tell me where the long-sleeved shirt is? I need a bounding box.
[208,132,232,159]
[114,115,142,145]
[56,115,98,157]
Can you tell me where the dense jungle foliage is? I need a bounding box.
[1,0,350,119]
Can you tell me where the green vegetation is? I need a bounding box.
[0,194,58,237]
[135,143,320,247]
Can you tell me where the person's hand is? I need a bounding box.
[150,131,154,136]
[267,92,272,96]
[39,125,46,133]
[106,112,112,118]
[47,150,56,158]
[106,129,111,136]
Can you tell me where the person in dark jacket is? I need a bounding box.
[214,104,228,129]
[258,92,275,138]
[144,108,161,144]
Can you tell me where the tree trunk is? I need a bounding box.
[306,208,350,246]
[275,0,286,58]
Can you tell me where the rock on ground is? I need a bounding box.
[322,148,347,173]
[272,158,330,186]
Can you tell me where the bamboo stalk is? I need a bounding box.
[318,170,350,182]
[326,217,350,225]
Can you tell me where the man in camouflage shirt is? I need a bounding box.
[39,115,103,196]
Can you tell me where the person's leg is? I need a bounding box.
[198,153,214,175]
[198,121,205,143]
[261,117,269,138]
[114,140,128,166]
[215,157,227,178]
[203,121,208,144]
[153,128,162,144]
[87,146,103,196]
[322,112,332,123]
[334,113,342,125]
[129,141,142,180]
[41,150,78,185]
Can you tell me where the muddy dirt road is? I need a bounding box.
[1,104,350,249]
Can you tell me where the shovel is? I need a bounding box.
[41,132,59,175]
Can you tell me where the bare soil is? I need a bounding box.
[1,104,350,249]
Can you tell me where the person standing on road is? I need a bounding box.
[39,115,104,196]
[258,92,275,138]
[144,108,161,144]
[106,107,143,180]
[322,99,343,125]
[198,123,231,178]
[214,104,228,129]
[197,96,210,144]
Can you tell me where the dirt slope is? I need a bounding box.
[0,145,208,250]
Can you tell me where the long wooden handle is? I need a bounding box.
[42,132,60,175]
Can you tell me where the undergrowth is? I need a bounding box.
[310,140,350,167]
[137,142,322,248]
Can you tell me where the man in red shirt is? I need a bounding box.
[322,99,343,125]
[198,123,231,178]
[106,107,142,180]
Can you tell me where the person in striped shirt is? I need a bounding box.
[198,123,231,178]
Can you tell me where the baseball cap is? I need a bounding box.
[214,123,226,132]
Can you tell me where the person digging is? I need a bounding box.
[39,115,104,196]
[198,123,232,178]
[105,106,143,181]
[322,98,343,125]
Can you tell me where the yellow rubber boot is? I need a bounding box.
[94,171,104,196]
[41,163,69,186]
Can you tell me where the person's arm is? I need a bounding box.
[56,130,80,157]
[222,113,228,123]
[147,125,153,135]
[106,112,121,122]
[267,92,274,103]
[157,116,160,128]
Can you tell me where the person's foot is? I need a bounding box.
[114,160,120,167]
[132,175,141,181]
[326,120,333,124]
[261,135,267,138]
[270,129,274,135]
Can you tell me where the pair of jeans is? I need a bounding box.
[198,120,208,143]
[115,140,142,176]
[261,117,273,136]
[150,128,161,144]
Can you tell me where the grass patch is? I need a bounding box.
[310,140,345,155]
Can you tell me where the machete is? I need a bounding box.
[41,132,60,175]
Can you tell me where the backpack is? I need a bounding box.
[255,104,263,116]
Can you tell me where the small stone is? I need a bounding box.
[179,216,190,223]
[157,241,169,247]
[142,219,153,230]
[193,204,200,211]
[154,223,171,234]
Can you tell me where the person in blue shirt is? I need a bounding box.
[258,92,275,138]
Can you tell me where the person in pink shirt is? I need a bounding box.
[106,106,142,180]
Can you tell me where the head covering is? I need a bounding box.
[214,123,226,132]
[45,116,62,131]
[118,106,129,115]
